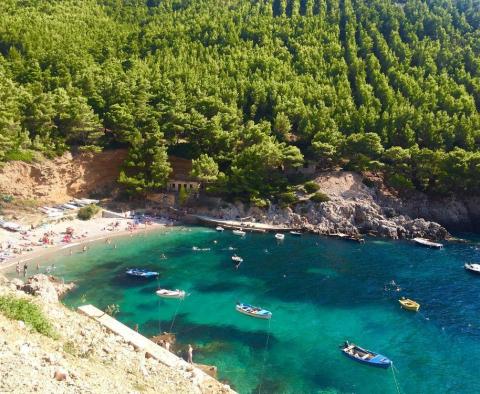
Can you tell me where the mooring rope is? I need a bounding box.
[391,363,402,394]
[169,297,184,333]
[258,318,272,394]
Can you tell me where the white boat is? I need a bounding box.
[232,255,243,263]
[233,229,246,236]
[236,302,272,319]
[464,263,480,275]
[156,289,186,299]
[412,237,443,249]
[290,231,302,236]
[275,233,285,240]
[216,226,224,232]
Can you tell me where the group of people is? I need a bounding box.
[15,261,56,277]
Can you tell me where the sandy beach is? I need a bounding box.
[0,216,172,272]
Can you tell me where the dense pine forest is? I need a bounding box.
[1,0,480,202]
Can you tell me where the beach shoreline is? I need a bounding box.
[0,217,174,273]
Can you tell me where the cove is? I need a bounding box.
[31,227,480,393]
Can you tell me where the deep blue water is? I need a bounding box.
[22,228,480,393]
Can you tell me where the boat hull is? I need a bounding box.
[465,264,480,275]
[235,304,272,319]
[126,269,159,279]
[399,299,420,312]
[342,351,392,368]
[156,291,185,299]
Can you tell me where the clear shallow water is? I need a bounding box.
[21,228,480,393]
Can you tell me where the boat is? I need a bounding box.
[216,226,225,232]
[464,263,480,275]
[156,289,186,299]
[232,255,243,263]
[275,233,285,240]
[340,341,392,368]
[236,302,272,319]
[232,229,246,236]
[290,231,302,236]
[399,297,420,312]
[125,268,159,278]
[412,237,443,249]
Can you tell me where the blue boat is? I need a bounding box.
[236,302,272,319]
[341,341,392,368]
[125,268,159,278]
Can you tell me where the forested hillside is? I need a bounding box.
[1,0,480,202]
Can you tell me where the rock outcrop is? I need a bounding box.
[190,171,450,240]
[11,274,76,303]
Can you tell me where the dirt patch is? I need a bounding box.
[313,171,374,201]
[0,150,128,204]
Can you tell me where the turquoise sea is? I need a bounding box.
[21,227,480,393]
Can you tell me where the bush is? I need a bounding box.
[0,295,57,338]
[310,192,330,203]
[1,194,14,203]
[386,173,414,191]
[77,204,100,220]
[279,191,298,206]
[304,181,320,194]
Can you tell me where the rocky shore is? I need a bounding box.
[189,172,450,240]
[0,274,233,394]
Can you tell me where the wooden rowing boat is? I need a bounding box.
[341,341,392,368]
[399,297,420,312]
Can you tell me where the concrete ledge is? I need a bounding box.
[77,304,235,393]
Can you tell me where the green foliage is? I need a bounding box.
[178,184,189,206]
[0,0,479,197]
[1,194,13,203]
[0,295,57,338]
[191,154,219,182]
[77,204,100,220]
[310,192,330,203]
[304,181,320,194]
[278,191,298,207]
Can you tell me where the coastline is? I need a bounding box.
[0,217,174,273]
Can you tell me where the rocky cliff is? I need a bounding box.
[189,171,450,240]
[0,274,232,394]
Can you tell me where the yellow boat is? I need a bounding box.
[399,297,420,312]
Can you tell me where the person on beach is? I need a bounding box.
[36,262,40,271]
[15,262,20,276]
[187,344,193,363]
[82,245,87,252]
[23,263,28,277]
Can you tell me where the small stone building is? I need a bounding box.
[167,156,200,192]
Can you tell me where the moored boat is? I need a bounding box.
[156,289,186,299]
[399,297,420,312]
[232,255,243,263]
[275,233,285,240]
[290,231,302,236]
[412,237,443,249]
[340,341,392,368]
[236,302,272,319]
[464,263,480,275]
[232,229,246,236]
[216,226,224,232]
[126,268,159,278]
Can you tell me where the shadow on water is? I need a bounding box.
[193,281,243,293]
[142,314,278,350]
